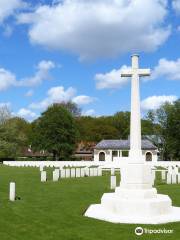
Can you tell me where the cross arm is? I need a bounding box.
[138,69,151,77]
[121,69,133,77]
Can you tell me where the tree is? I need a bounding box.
[0,105,11,124]
[147,99,180,161]
[162,100,180,160]
[112,112,130,139]
[30,104,77,160]
[55,102,81,117]
[0,117,30,158]
[76,116,119,142]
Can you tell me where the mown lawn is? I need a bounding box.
[0,165,180,240]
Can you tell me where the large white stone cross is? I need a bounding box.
[121,54,150,162]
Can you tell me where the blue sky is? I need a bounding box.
[0,0,179,121]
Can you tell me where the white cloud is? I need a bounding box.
[29,86,95,110]
[151,58,180,80]
[17,0,170,60]
[19,60,55,87]
[0,0,26,24]
[29,86,76,110]
[17,108,37,119]
[0,60,55,91]
[172,0,180,14]
[141,95,178,111]
[25,89,34,97]
[73,95,95,105]
[82,109,95,116]
[0,68,17,91]
[95,65,130,89]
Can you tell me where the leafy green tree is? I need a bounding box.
[0,117,30,158]
[158,100,180,160]
[112,111,130,139]
[30,104,77,160]
[55,102,81,117]
[146,99,180,161]
[76,116,119,142]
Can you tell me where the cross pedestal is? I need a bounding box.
[85,55,180,224]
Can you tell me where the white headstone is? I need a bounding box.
[41,171,47,182]
[172,172,177,184]
[76,168,81,178]
[111,168,115,175]
[53,170,59,182]
[93,168,98,176]
[9,182,15,201]
[151,173,155,186]
[89,168,94,177]
[40,165,44,172]
[161,170,166,180]
[178,173,180,184]
[60,169,66,178]
[168,166,173,174]
[175,167,179,175]
[65,169,70,178]
[152,170,156,181]
[98,168,102,176]
[71,168,76,178]
[84,167,89,177]
[81,168,85,177]
[110,176,116,190]
[167,173,172,184]
[55,169,60,178]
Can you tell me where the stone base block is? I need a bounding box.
[85,204,180,224]
[101,193,171,217]
[84,191,180,224]
[115,187,157,199]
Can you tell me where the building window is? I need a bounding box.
[122,150,129,157]
[146,152,152,161]
[112,151,118,157]
[99,152,105,161]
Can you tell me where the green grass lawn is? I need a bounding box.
[0,166,180,240]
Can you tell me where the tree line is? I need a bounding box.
[0,99,179,161]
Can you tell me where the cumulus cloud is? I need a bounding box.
[29,86,95,110]
[0,60,55,91]
[0,68,17,91]
[95,65,131,89]
[0,0,26,24]
[151,58,180,80]
[17,108,37,120]
[19,60,55,87]
[141,95,178,111]
[73,95,95,105]
[29,86,76,110]
[17,0,170,60]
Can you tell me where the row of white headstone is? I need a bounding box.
[151,166,180,185]
[166,166,179,184]
[41,167,103,182]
